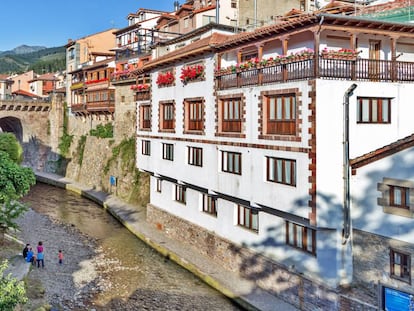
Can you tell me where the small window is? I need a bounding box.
[231,0,237,8]
[202,194,217,216]
[188,146,203,167]
[390,185,409,209]
[156,178,162,193]
[162,143,174,161]
[222,151,241,175]
[357,97,391,124]
[175,184,186,204]
[185,100,204,132]
[237,205,258,232]
[390,249,411,284]
[264,94,296,135]
[140,105,151,130]
[220,98,242,133]
[141,140,151,156]
[266,157,296,186]
[160,102,175,130]
[286,221,316,255]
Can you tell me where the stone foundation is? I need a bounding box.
[146,203,362,311]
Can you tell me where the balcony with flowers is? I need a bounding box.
[180,64,205,84]
[156,71,175,88]
[111,69,135,82]
[85,78,109,86]
[321,48,360,60]
[131,83,150,100]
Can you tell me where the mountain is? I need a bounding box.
[0,45,66,74]
[0,45,47,56]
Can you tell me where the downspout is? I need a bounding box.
[216,0,220,23]
[342,83,357,244]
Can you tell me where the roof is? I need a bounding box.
[142,32,230,70]
[29,73,58,82]
[350,134,414,170]
[12,89,42,98]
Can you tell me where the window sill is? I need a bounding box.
[390,274,411,285]
[237,225,258,234]
[383,206,413,218]
[184,130,204,135]
[215,133,246,138]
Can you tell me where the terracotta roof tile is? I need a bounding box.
[350,134,414,169]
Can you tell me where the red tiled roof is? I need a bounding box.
[357,0,410,15]
[142,32,230,70]
[350,134,414,170]
[193,5,216,14]
[12,89,42,98]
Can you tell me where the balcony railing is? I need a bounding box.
[86,101,115,113]
[215,57,414,90]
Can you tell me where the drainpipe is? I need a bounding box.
[216,0,220,23]
[342,83,357,244]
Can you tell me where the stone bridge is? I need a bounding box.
[0,96,64,171]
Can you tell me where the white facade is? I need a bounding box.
[136,12,414,294]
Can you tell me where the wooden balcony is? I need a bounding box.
[215,57,414,90]
[86,101,115,113]
[134,90,150,101]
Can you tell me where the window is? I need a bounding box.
[222,151,241,175]
[357,97,391,123]
[390,185,409,209]
[188,146,203,167]
[185,100,204,131]
[221,98,242,133]
[141,140,150,156]
[202,194,217,216]
[265,94,296,135]
[160,102,175,130]
[156,178,162,193]
[140,105,151,129]
[286,221,316,255]
[390,249,411,284]
[162,143,174,161]
[175,184,186,204]
[266,157,296,186]
[231,0,237,8]
[237,205,258,232]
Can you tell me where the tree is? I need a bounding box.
[0,133,23,164]
[0,260,27,310]
[0,133,35,235]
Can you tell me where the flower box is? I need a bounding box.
[180,64,205,84]
[156,71,175,87]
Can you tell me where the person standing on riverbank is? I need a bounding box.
[36,241,44,268]
[58,250,63,265]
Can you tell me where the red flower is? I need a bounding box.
[180,64,205,83]
[156,71,175,86]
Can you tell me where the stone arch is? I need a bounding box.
[0,116,23,142]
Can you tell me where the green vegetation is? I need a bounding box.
[0,46,66,74]
[90,123,113,138]
[0,260,28,310]
[58,103,73,157]
[0,134,35,237]
[76,135,87,166]
[0,133,23,164]
[104,137,135,174]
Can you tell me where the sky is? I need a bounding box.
[0,0,173,51]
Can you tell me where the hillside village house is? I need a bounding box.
[135,12,414,310]
[0,74,13,100]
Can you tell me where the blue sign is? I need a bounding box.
[110,175,117,186]
[384,287,414,311]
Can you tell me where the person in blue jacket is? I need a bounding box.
[25,247,35,265]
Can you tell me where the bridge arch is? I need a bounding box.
[0,116,23,142]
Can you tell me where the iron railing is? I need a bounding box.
[216,57,414,90]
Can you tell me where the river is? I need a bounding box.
[21,183,242,310]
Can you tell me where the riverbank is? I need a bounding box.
[34,171,299,311]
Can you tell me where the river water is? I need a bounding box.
[22,183,242,310]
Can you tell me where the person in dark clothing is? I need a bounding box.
[22,244,30,259]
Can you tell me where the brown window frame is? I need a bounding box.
[357,97,391,124]
[202,194,217,216]
[160,102,175,130]
[162,143,174,161]
[156,178,162,193]
[175,184,186,204]
[185,100,204,132]
[266,157,296,186]
[140,104,151,129]
[237,205,258,232]
[265,94,296,135]
[286,221,316,255]
[141,140,150,156]
[221,98,242,133]
[390,248,411,284]
[188,146,203,167]
[221,151,242,175]
[389,185,410,209]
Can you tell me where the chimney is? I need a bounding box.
[174,1,180,11]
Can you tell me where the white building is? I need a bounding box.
[135,12,414,310]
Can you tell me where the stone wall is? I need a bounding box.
[147,203,350,311]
